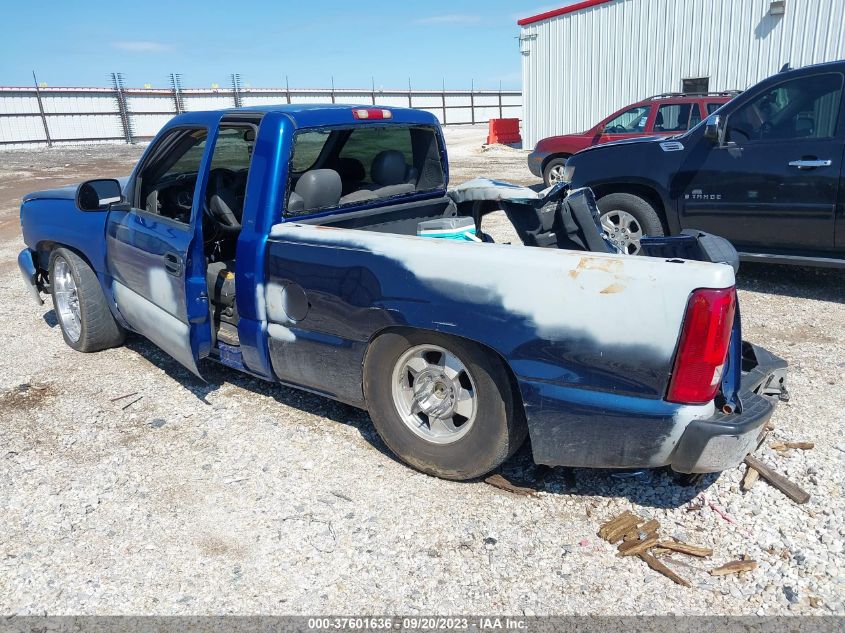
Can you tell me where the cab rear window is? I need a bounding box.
[285,124,445,217]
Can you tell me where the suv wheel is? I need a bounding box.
[597,193,664,255]
[542,157,570,187]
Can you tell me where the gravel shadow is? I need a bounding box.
[122,334,393,458]
[490,441,715,509]
[737,262,844,304]
[122,332,710,508]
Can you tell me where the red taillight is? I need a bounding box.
[667,287,737,405]
[352,108,393,120]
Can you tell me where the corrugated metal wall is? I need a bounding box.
[520,0,845,146]
[0,86,522,149]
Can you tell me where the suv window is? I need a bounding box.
[706,102,723,115]
[655,103,693,132]
[726,73,843,143]
[604,106,650,133]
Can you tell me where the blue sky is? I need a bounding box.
[0,1,572,90]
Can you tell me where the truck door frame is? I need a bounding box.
[105,115,224,377]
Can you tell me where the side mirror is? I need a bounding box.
[76,179,124,211]
[703,114,723,144]
[596,123,606,135]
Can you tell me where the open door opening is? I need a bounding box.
[106,125,213,378]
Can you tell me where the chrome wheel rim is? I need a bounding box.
[391,344,477,445]
[53,257,81,342]
[547,164,566,185]
[601,210,644,255]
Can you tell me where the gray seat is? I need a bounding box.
[338,150,416,205]
[289,169,342,213]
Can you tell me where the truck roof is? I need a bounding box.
[168,103,440,129]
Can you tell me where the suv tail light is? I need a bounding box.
[667,287,736,405]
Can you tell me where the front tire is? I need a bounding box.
[597,193,664,255]
[364,331,526,480]
[542,157,570,187]
[49,248,125,352]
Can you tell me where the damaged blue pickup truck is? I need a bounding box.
[18,104,787,480]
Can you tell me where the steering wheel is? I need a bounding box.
[759,121,774,139]
[607,125,627,134]
[728,125,752,142]
[206,169,243,232]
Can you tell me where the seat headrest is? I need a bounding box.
[294,169,342,211]
[371,150,408,186]
[336,157,366,183]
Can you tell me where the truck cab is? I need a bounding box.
[21,106,451,378]
[566,60,845,267]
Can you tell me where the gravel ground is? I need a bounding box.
[0,126,843,615]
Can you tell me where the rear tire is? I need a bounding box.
[597,193,664,255]
[49,248,125,352]
[364,331,527,480]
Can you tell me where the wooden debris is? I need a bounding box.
[110,391,139,403]
[657,540,713,558]
[744,455,811,504]
[710,559,758,576]
[483,473,537,497]
[121,396,143,410]
[770,441,814,451]
[756,426,771,449]
[618,535,659,556]
[622,519,659,541]
[605,516,643,544]
[741,465,759,491]
[598,511,635,539]
[638,553,691,587]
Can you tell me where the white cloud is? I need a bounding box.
[415,14,483,25]
[111,41,173,53]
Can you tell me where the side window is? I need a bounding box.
[286,125,444,217]
[726,73,843,143]
[707,102,723,115]
[209,126,254,171]
[689,104,703,128]
[137,128,208,224]
[164,140,207,177]
[655,103,693,132]
[204,125,256,231]
[604,106,650,134]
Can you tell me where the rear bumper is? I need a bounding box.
[527,150,547,177]
[520,343,787,473]
[669,343,788,473]
[18,248,43,305]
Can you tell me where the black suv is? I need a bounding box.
[564,60,845,267]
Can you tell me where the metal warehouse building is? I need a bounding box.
[518,0,845,147]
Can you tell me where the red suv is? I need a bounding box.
[528,92,738,186]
